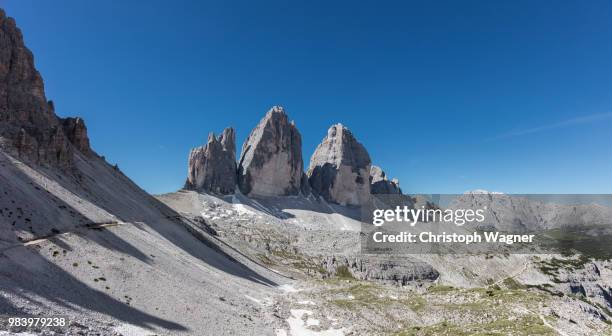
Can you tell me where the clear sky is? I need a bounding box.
[2,0,611,194]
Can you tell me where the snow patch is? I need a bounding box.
[231,195,257,215]
[279,284,300,293]
[298,300,316,305]
[244,294,262,305]
[113,323,155,336]
[286,309,344,336]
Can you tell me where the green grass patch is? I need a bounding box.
[335,265,355,280]
[396,315,556,336]
[326,282,426,312]
[426,285,455,293]
[502,277,526,290]
[270,249,299,260]
[537,255,593,283]
[257,254,276,266]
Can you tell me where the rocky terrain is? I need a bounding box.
[0,10,80,169]
[237,106,304,197]
[370,166,401,195]
[0,9,287,336]
[307,124,372,206]
[185,127,237,194]
[450,192,612,232]
[158,190,612,336]
[2,7,612,336]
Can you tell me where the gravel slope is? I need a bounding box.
[0,150,290,335]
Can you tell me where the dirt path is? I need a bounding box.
[493,260,531,286]
[0,221,122,253]
[537,311,568,336]
[515,306,567,336]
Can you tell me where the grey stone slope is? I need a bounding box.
[0,8,288,335]
[450,192,612,231]
[0,144,289,335]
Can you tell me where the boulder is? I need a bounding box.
[186,127,236,194]
[237,106,303,197]
[370,165,401,194]
[307,124,371,206]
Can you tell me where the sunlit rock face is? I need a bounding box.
[237,106,303,197]
[186,127,237,194]
[307,123,371,206]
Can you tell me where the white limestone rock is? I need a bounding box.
[186,127,236,194]
[237,106,303,197]
[307,124,371,206]
[370,165,401,194]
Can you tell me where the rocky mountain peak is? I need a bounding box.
[218,127,235,160]
[307,123,371,206]
[268,105,285,113]
[0,9,91,167]
[207,132,217,143]
[186,127,237,194]
[61,117,91,156]
[0,9,51,123]
[237,106,303,197]
[370,165,401,194]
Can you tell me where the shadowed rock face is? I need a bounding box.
[61,117,91,156]
[237,106,303,197]
[186,127,236,194]
[300,173,311,196]
[0,9,90,167]
[307,124,371,206]
[322,256,439,285]
[370,165,401,195]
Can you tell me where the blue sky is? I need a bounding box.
[2,0,611,194]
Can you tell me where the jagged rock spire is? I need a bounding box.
[186,127,236,194]
[237,106,303,197]
[370,165,401,194]
[307,123,371,206]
